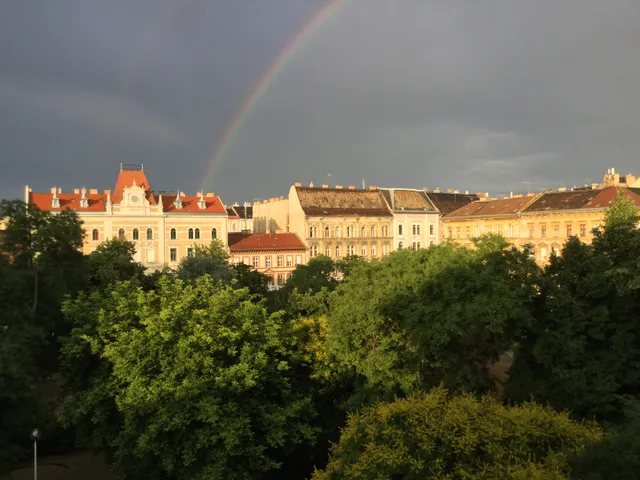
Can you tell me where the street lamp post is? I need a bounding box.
[30,428,41,480]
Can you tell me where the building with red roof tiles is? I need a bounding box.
[227,232,306,289]
[25,164,228,269]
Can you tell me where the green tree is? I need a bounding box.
[314,387,601,480]
[59,277,317,479]
[86,238,146,290]
[328,238,538,400]
[0,255,44,474]
[176,239,235,284]
[230,262,269,298]
[508,192,640,422]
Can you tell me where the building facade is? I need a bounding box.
[288,183,395,259]
[25,165,228,269]
[227,232,306,289]
[226,203,254,233]
[379,188,441,249]
[442,186,640,263]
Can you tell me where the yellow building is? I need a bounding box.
[443,186,640,263]
[442,194,539,248]
[25,165,228,269]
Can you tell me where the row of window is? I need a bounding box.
[309,225,391,239]
[231,255,302,269]
[91,227,219,242]
[398,224,436,236]
[309,244,392,258]
[447,223,595,239]
[397,241,435,249]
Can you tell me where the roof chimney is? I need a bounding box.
[51,187,60,208]
[309,182,314,188]
[74,188,80,194]
[465,190,469,195]
[453,189,459,194]
[335,185,343,189]
[447,189,452,193]
[348,185,355,190]
[294,182,302,187]
[322,184,329,188]
[50,187,56,194]
[104,189,111,195]
[206,192,214,197]
[369,186,378,191]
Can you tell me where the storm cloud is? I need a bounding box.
[2,0,640,203]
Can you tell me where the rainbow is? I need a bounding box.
[200,0,345,191]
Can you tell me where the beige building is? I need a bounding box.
[379,188,441,249]
[443,186,640,263]
[442,194,539,248]
[422,190,480,242]
[254,183,395,259]
[26,165,228,269]
[228,232,306,289]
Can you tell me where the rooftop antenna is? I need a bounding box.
[521,181,532,194]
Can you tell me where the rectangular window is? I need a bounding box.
[286,255,293,267]
[265,256,272,268]
[412,225,417,235]
[580,224,586,237]
[170,248,177,262]
[277,256,283,267]
[187,247,194,258]
[496,225,502,235]
[398,225,403,235]
[466,226,471,238]
[566,224,572,237]
[277,274,284,286]
[529,225,534,238]
[295,255,302,265]
[541,225,547,238]
[456,227,461,238]
[429,224,434,235]
[486,225,492,234]
[253,256,259,268]
[325,246,331,257]
[553,225,559,237]
[541,246,548,260]
[417,225,421,235]
[233,257,240,264]
[371,245,376,256]
[508,224,513,237]
[243,257,249,265]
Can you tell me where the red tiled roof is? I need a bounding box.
[523,187,640,213]
[112,170,156,205]
[228,233,306,252]
[29,192,108,212]
[445,195,537,219]
[159,195,227,214]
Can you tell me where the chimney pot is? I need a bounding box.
[50,187,57,194]
[335,185,343,189]
[58,188,62,194]
[309,182,314,187]
[206,192,214,197]
[369,186,377,191]
[348,185,355,190]
[74,188,80,194]
[294,182,302,187]
[322,184,329,188]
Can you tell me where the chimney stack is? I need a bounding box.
[335,185,343,189]
[322,184,329,188]
[348,185,355,190]
[309,182,314,188]
[294,182,302,187]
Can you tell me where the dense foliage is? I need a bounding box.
[3,192,640,478]
[314,387,601,479]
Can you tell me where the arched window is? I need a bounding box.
[133,228,139,240]
[335,227,341,237]
[118,228,125,239]
[211,228,217,239]
[92,229,99,241]
[146,228,153,240]
[417,242,421,249]
[325,226,330,238]
[361,227,366,237]
[398,241,403,249]
[335,245,341,257]
[371,226,376,237]
[188,228,194,239]
[430,241,434,246]
[195,228,200,240]
[170,228,177,240]
[413,242,417,250]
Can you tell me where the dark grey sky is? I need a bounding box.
[2,0,640,204]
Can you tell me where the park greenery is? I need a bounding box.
[2,192,640,478]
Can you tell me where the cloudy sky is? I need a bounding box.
[2,0,640,203]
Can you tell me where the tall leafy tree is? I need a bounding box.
[59,277,318,479]
[509,192,640,422]
[314,387,601,480]
[86,238,146,290]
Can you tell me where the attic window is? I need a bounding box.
[173,197,183,209]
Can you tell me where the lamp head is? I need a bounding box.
[30,429,41,441]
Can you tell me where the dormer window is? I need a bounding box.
[80,191,88,208]
[197,196,206,209]
[174,196,183,209]
[51,196,60,208]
